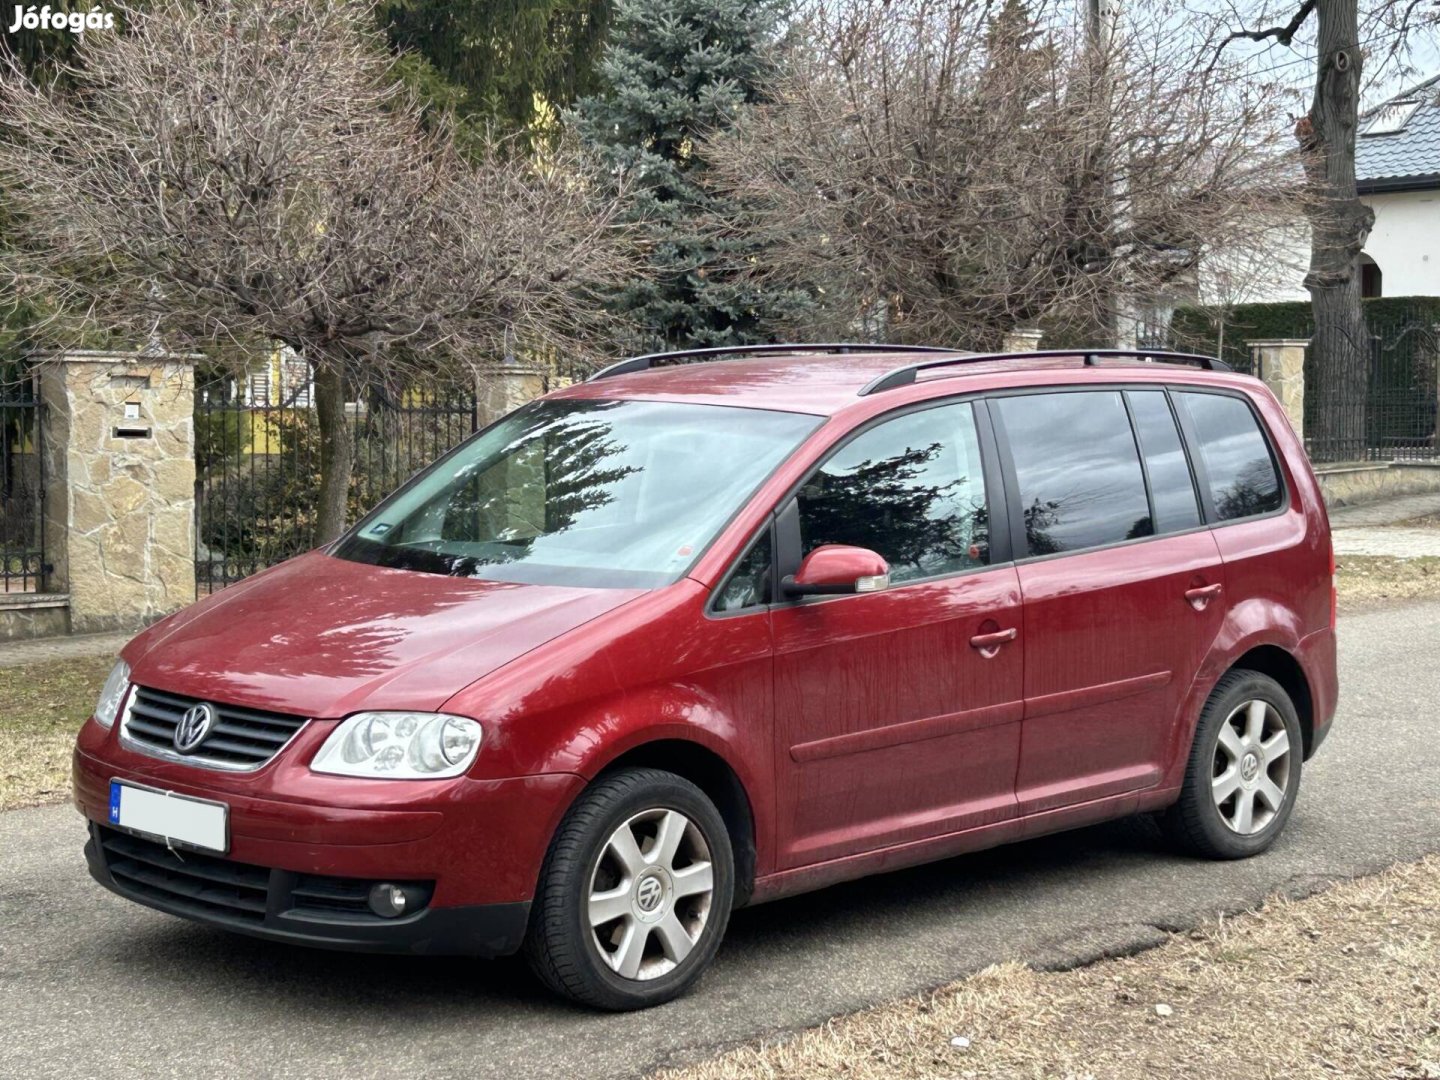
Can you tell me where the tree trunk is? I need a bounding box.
[1299,0,1373,461]
[312,363,352,544]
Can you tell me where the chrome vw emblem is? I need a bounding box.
[173,703,216,753]
[635,874,664,914]
[1240,752,1262,783]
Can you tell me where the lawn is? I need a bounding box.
[1337,554,1440,608]
[658,855,1440,1080]
[0,655,111,810]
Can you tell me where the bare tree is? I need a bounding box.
[703,0,1310,349]
[1206,0,1438,455]
[0,0,639,540]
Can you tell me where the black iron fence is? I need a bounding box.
[1168,297,1438,464]
[1302,305,1439,464]
[1,359,45,593]
[195,369,477,591]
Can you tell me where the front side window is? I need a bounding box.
[1176,392,1284,521]
[996,391,1153,556]
[795,402,990,584]
[334,399,820,588]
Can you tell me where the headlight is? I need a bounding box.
[310,712,483,779]
[93,660,131,729]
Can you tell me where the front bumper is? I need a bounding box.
[84,822,529,956]
[74,718,584,954]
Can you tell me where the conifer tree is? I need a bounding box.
[574,0,809,352]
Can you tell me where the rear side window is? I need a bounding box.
[795,401,989,583]
[1126,391,1202,533]
[1176,392,1284,521]
[995,391,1153,555]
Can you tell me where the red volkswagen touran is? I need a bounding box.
[74,345,1338,1009]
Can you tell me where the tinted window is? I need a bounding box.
[715,529,772,612]
[1177,392,1283,521]
[1127,391,1201,533]
[796,403,989,583]
[996,391,1153,555]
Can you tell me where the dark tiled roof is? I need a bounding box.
[1356,74,1440,191]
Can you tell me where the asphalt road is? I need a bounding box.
[4,601,1439,1080]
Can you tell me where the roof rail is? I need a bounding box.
[858,348,1232,396]
[586,342,958,382]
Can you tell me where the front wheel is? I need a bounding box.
[524,767,734,1010]
[1161,669,1303,859]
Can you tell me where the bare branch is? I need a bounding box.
[1213,0,1317,58]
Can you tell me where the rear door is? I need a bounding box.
[768,399,1025,868]
[1170,388,1305,623]
[990,387,1227,818]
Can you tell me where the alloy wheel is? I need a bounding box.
[1211,698,1292,834]
[587,808,715,981]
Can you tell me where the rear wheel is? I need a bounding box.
[1162,669,1302,859]
[524,767,734,1010]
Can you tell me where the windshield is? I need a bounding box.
[333,398,821,588]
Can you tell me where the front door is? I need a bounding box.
[770,400,1024,868]
[989,388,1227,816]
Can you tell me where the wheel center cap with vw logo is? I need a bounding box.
[173,702,217,753]
[1240,751,1262,785]
[633,868,671,921]
[636,876,663,912]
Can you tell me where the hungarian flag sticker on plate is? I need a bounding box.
[108,780,229,853]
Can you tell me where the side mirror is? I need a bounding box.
[782,545,890,598]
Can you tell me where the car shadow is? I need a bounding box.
[100,813,1173,1024]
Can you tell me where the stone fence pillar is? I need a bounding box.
[476,364,547,427]
[1247,339,1307,437]
[1002,328,1044,353]
[37,350,197,634]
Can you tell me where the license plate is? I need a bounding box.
[108,780,229,853]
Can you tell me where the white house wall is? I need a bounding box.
[1201,189,1440,305]
[1198,221,1312,306]
[1365,190,1440,297]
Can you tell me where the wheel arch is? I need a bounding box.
[1228,644,1317,758]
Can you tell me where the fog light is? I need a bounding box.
[368,883,409,918]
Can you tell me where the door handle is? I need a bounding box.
[969,627,1018,656]
[1185,583,1223,610]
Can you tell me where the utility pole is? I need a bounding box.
[1086,0,1132,348]
[1086,0,1114,52]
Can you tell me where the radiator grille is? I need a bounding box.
[121,686,308,770]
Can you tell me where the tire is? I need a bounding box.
[524,767,734,1010]
[1162,669,1303,859]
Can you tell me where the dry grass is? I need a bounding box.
[659,857,1440,1080]
[0,655,111,810]
[1335,510,1440,608]
[1391,512,1440,530]
[1337,555,1440,608]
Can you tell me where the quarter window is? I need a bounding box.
[996,391,1153,555]
[1126,391,1202,533]
[1176,392,1283,521]
[714,529,773,612]
[795,403,990,583]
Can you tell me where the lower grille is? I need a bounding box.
[121,686,308,770]
[101,827,269,924]
[95,826,433,927]
[290,874,375,918]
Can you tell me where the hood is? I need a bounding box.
[124,551,645,718]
